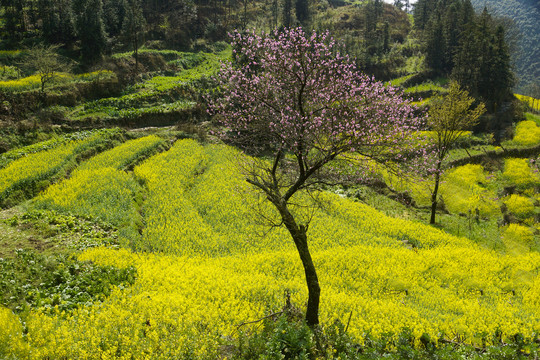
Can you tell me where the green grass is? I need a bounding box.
[68,48,230,123]
[525,112,540,125]
[404,80,447,94]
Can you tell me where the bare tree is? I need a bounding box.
[22,44,71,96]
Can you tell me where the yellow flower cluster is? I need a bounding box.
[0,74,43,90]
[0,307,28,356]
[516,94,540,111]
[503,158,540,188]
[6,242,540,358]
[77,135,164,171]
[0,70,115,91]
[384,163,500,217]
[441,164,500,216]
[4,138,540,358]
[513,120,540,146]
[0,141,80,200]
[504,194,535,217]
[33,136,164,239]
[502,224,535,254]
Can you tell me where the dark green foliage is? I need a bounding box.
[295,0,310,25]
[452,8,515,112]
[282,0,293,28]
[413,0,438,31]
[229,312,540,359]
[102,0,127,39]
[37,0,77,46]
[414,1,514,116]
[0,248,135,314]
[418,0,475,75]
[0,0,28,43]
[72,0,108,62]
[469,0,540,96]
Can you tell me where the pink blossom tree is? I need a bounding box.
[209,28,427,327]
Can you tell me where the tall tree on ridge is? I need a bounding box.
[122,0,146,71]
[282,0,292,28]
[296,0,309,25]
[73,0,108,62]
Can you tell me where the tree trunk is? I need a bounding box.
[430,163,441,224]
[277,201,320,327]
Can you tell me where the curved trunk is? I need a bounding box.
[430,162,442,224]
[278,202,320,327]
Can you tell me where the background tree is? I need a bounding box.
[102,0,127,40]
[38,0,77,47]
[21,44,72,96]
[427,81,485,224]
[282,0,292,28]
[72,0,109,62]
[0,0,27,41]
[122,0,146,71]
[452,8,514,112]
[296,0,309,25]
[209,28,427,327]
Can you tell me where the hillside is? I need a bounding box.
[1,1,540,358]
[1,136,540,358]
[469,0,540,96]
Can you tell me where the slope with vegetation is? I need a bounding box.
[0,0,539,358]
[0,137,539,358]
[469,0,540,97]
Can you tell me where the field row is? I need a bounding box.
[0,129,124,208]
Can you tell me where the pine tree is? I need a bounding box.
[122,0,146,71]
[73,0,108,62]
[425,13,446,74]
[452,8,514,112]
[102,0,127,39]
[282,0,292,28]
[490,25,514,110]
[38,0,76,46]
[296,0,309,25]
[413,0,436,30]
[0,0,27,42]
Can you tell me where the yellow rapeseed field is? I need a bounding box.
[2,138,540,358]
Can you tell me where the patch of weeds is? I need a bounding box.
[0,248,136,314]
[5,209,119,253]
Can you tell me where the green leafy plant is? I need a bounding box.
[0,248,136,314]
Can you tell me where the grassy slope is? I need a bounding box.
[2,138,540,359]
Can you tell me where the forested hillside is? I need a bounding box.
[469,0,540,96]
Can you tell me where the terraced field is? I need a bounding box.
[1,136,540,359]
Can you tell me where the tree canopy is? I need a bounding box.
[209,28,428,326]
